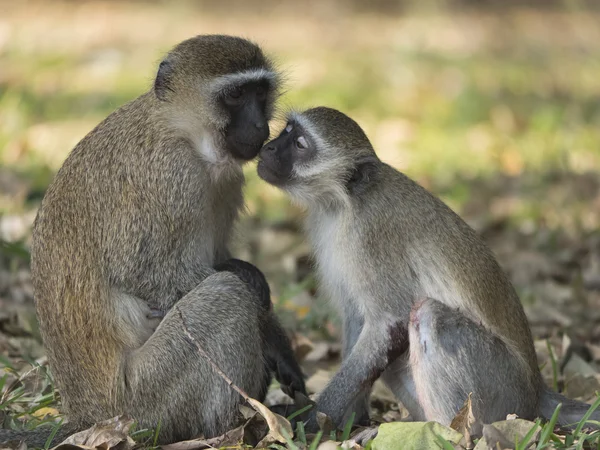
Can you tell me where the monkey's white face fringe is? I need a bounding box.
[285,112,354,211]
[207,68,280,97]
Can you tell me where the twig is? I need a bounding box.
[175,306,250,401]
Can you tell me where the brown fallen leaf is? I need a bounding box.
[32,407,60,420]
[480,424,514,450]
[474,419,540,450]
[316,411,335,436]
[240,405,258,420]
[306,370,333,395]
[339,439,363,450]
[52,416,135,450]
[160,424,245,450]
[316,441,340,450]
[304,342,341,363]
[248,398,293,447]
[450,393,481,448]
[292,333,315,362]
[352,425,380,446]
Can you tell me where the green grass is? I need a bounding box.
[3,358,600,449]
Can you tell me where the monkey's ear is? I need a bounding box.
[154,59,174,101]
[347,156,379,195]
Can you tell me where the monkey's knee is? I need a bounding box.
[178,271,262,319]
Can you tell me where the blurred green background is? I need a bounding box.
[1,0,600,336]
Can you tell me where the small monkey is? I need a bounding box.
[257,106,599,430]
[1,35,306,447]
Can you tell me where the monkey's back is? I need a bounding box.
[30,93,244,423]
[348,163,538,374]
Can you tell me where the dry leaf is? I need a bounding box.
[371,380,398,405]
[160,424,245,450]
[474,419,540,450]
[316,411,335,436]
[306,370,333,395]
[381,410,406,422]
[247,398,293,447]
[264,388,294,407]
[317,442,340,450]
[450,393,480,448]
[352,426,380,446]
[240,405,257,420]
[480,424,514,450]
[292,333,315,362]
[52,416,135,450]
[340,439,362,449]
[304,342,342,363]
[32,407,60,419]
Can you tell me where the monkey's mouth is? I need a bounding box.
[257,159,282,185]
[230,140,262,161]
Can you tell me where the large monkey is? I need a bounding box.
[257,106,599,431]
[0,35,305,447]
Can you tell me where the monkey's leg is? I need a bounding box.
[312,318,407,430]
[341,311,371,426]
[380,356,426,421]
[121,272,266,444]
[214,258,306,398]
[408,298,538,425]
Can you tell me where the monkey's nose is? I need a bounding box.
[262,143,276,153]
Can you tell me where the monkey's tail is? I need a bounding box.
[539,387,600,429]
[0,423,80,449]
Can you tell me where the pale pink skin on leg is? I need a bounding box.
[408,298,445,422]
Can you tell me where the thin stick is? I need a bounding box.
[175,306,250,401]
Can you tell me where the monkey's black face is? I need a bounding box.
[257,121,315,186]
[223,81,271,161]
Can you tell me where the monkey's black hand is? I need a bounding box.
[270,391,314,419]
[262,321,307,399]
[214,258,271,310]
[276,360,307,398]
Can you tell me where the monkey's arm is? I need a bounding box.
[313,319,407,430]
[340,311,371,426]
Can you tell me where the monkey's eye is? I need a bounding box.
[285,123,293,133]
[256,86,267,101]
[228,87,243,100]
[296,136,308,150]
